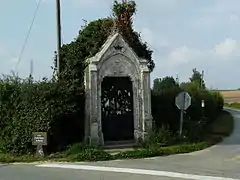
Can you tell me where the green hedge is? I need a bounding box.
[151,84,224,136]
[0,74,224,154]
[0,75,224,154]
[1,110,233,163]
[0,76,85,154]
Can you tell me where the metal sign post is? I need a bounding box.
[32,132,47,157]
[175,91,191,136]
[179,92,185,135]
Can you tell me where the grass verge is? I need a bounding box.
[0,110,234,163]
[225,102,240,109]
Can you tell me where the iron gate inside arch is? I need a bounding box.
[101,76,134,142]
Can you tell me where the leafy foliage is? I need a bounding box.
[153,76,179,93]
[140,126,178,149]
[152,78,181,130]
[151,69,224,141]
[0,141,216,163]
[189,68,205,89]
[0,75,85,154]
[56,18,114,82]
[112,142,214,160]
[68,148,113,162]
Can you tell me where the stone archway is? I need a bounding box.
[101,76,134,142]
[84,33,152,145]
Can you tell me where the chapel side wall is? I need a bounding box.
[142,68,153,133]
[84,65,90,141]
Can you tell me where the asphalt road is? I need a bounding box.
[1,108,240,180]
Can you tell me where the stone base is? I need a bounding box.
[144,115,153,132]
[99,132,104,146]
[88,127,152,146]
[142,132,150,140]
[134,129,151,142]
[134,129,143,141]
[90,122,100,145]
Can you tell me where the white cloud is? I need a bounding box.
[151,38,240,89]
[211,0,240,13]
[167,46,203,65]
[214,38,239,56]
[229,14,239,21]
[192,0,240,29]
[0,46,7,57]
[164,38,240,68]
[193,16,219,29]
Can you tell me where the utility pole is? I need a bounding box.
[176,74,179,84]
[201,70,204,88]
[30,59,33,77]
[56,0,61,76]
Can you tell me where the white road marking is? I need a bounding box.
[36,164,239,180]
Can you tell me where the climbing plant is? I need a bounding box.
[112,0,155,71]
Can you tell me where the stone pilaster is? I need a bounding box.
[89,64,100,145]
[141,67,153,139]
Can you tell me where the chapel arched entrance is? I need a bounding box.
[101,76,134,142]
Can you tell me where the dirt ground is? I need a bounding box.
[219,90,240,103]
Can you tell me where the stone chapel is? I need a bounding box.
[84,32,152,145]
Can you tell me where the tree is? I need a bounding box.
[180,82,200,92]
[189,68,205,89]
[153,76,179,94]
[53,0,155,84]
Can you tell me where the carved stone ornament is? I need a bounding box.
[113,45,123,51]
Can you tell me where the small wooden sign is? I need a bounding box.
[32,132,47,146]
[32,132,47,157]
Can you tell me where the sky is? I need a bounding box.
[1,0,240,89]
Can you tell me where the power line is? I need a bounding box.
[15,0,42,71]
